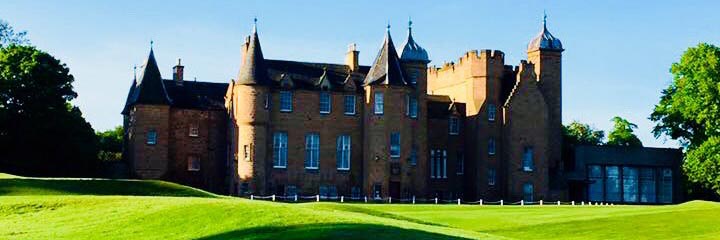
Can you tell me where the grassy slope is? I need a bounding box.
[1,174,719,239]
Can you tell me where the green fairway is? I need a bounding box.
[1,174,719,239]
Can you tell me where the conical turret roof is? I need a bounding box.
[237,19,269,85]
[363,25,407,86]
[133,47,171,105]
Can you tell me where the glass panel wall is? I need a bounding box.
[605,166,621,202]
[622,167,639,202]
[640,168,656,203]
[659,168,673,203]
[588,165,604,202]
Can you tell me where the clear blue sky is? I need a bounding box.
[3,0,719,147]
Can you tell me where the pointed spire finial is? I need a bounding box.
[133,65,137,81]
[150,40,154,50]
[408,17,413,29]
[387,23,391,32]
[543,10,547,28]
[253,17,258,33]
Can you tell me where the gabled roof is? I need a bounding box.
[133,49,172,105]
[265,59,369,92]
[363,26,407,86]
[237,22,270,85]
[163,80,228,110]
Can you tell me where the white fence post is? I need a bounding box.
[341,196,344,203]
[316,195,320,202]
[480,199,483,206]
[389,197,392,204]
[434,197,438,204]
[581,201,585,206]
[521,200,524,206]
[457,198,461,205]
[364,196,368,203]
[500,199,504,206]
[412,196,416,204]
[557,200,561,206]
[571,200,575,206]
[294,194,298,202]
[250,195,254,200]
[540,200,543,206]
[272,194,276,201]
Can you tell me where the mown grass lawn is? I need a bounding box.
[1,174,719,240]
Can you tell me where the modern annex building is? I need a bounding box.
[122,17,682,203]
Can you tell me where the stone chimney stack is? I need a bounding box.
[173,58,184,86]
[345,43,359,72]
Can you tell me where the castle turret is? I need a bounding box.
[527,14,564,194]
[399,19,430,197]
[231,18,271,195]
[127,44,172,179]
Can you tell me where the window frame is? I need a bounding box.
[409,145,418,166]
[146,130,157,145]
[456,151,464,175]
[336,135,351,170]
[488,138,496,155]
[189,123,199,137]
[374,92,384,115]
[488,168,496,186]
[389,132,401,159]
[406,94,418,119]
[319,92,331,114]
[273,132,288,168]
[449,116,460,135]
[343,95,356,115]
[279,90,293,112]
[305,133,320,170]
[488,104,496,122]
[187,155,200,171]
[522,146,534,172]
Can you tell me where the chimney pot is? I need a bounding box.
[173,58,184,85]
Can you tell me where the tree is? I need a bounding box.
[651,43,720,195]
[606,116,643,147]
[97,126,123,162]
[563,121,605,146]
[0,19,29,47]
[0,45,98,176]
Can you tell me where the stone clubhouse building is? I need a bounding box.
[122,17,683,203]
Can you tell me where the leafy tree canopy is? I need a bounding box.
[563,121,605,146]
[0,44,98,176]
[97,126,123,162]
[651,43,720,195]
[606,116,643,147]
[0,19,29,48]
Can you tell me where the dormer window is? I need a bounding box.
[280,91,293,112]
[319,92,331,114]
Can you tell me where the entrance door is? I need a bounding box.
[389,181,401,199]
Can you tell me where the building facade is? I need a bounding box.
[123,17,678,202]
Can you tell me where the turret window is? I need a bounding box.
[406,94,418,119]
[523,146,534,171]
[344,95,356,115]
[390,132,401,158]
[187,155,200,171]
[410,70,418,85]
[449,117,460,135]
[319,92,331,114]
[488,104,496,122]
[374,92,384,115]
[146,130,157,145]
[280,91,293,112]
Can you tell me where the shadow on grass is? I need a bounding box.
[308,204,446,227]
[197,223,472,240]
[0,178,216,197]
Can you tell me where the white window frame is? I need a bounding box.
[336,135,351,170]
[523,182,534,202]
[523,146,534,172]
[488,104,496,122]
[374,92,384,115]
[243,144,251,161]
[273,132,288,168]
[390,132,401,158]
[406,94,418,119]
[305,133,320,169]
[187,155,200,171]
[280,91,293,112]
[146,130,157,145]
[189,123,199,137]
[344,95,356,115]
[319,92,331,114]
[449,116,459,135]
